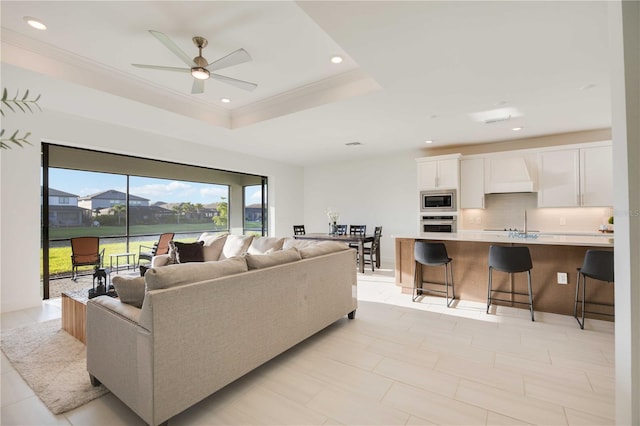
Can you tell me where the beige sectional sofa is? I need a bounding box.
[86,234,357,426]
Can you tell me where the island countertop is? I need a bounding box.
[394,231,614,247]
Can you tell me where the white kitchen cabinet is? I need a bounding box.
[537,144,612,207]
[416,155,460,190]
[581,145,613,206]
[460,158,485,208]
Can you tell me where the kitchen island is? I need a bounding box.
[395,232,614,317]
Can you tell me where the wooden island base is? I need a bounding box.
[395,237,614,318]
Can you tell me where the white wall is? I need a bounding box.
[303,150,421,268]
[610,1,640,423]
[0,109,304,313]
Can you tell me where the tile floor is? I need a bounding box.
[1,269,615,425]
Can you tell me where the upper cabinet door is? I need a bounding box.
[581,145,613,206]
[460,158,484,208]
[538,150,580,207]
[417,160,439,190]
[436,158,459,189]
[417,157,459,190]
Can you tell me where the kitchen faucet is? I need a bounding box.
[523,209,528,234]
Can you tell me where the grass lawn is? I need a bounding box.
[49,223,226,239]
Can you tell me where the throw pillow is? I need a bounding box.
[198,233,228,261]
[247,236,285,255]
[220,234,254,259]
[112,276,146,308]
[144,256,249,291]
[174,241,205,263]
[245,247,301,270]
[298,241,350,259]
[167,241,178,265]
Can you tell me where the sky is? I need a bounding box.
[48,168,262,205]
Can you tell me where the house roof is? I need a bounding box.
[78,189,149,202]
[0,2,611,166]
[44,187,79,198]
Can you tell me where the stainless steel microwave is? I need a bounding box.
[420,189,456,212]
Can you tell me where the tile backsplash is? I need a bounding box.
[460,193,612,233]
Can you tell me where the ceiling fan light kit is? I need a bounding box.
[132,30,257,94]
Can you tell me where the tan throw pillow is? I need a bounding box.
[220,234,254,259]
[174,241,205,263]
[245,248,301,270]
[198,233,228,262]
[282,238,320,250]
[298,241,350,259]
[112,276,146,308]
[145,256,248,291]
[247,236,285,255]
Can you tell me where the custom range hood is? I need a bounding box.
[485,156,537,193]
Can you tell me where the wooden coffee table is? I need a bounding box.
[61,290,89,344]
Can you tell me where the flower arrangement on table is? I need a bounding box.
[325,208,340,235]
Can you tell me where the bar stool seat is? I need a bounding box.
[574,250,614,329]
[487,245,534,321]
[413,242,455,307]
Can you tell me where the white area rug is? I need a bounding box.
[1,319,109,414]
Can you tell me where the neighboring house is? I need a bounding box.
[245,204,263,222]
[78,189,149,212]
[42,187,90,227]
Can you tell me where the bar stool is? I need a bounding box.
[413,242,455,307]
[487,245,534,321]
[574,250,614,329]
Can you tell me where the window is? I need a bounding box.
[41,143,267,299]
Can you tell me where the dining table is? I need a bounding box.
[293,233,380,273]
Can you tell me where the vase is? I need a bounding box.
[330,222,338,235]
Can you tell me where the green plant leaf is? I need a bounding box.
[2,88,7,101]
[22,89,30,100]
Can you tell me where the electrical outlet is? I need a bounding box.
[557,272,568,285]
[474,216,482,224]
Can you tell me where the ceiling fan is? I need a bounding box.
[132,30,257,94]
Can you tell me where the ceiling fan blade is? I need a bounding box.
[132,64,191,73]
[191,79,205,94]
[211,73,257,91]
[149,30,197,67]
[208,48,252,71]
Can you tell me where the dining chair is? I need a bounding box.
[362,226,383,271]
[293,225,306,235]
[336,224,347,235]
[138,232,175,268]
[348,225,367,250]
[70,236,105,280]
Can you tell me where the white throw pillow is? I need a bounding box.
[220,235,254,259]
[198,233,228,261]
[247,236,285,255]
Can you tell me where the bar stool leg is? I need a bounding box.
[448,262,456,307]
[574,273,583,328]
[527,270,535,322]
[413,261,420,302]
[487,267,493,314]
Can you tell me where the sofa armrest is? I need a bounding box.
[151,254,171,267]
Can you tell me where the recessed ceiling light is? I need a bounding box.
[24,16,47,30]
[330,56,343,64]
[512,127,523,131]
[220,98,231,104]
[345,141,362,146]
[425,140,434,144]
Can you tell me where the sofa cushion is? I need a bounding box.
[145,256,249,291]
[220,235,254,259]
[245,247,301,270]
[247,237,285,255]
[174,241,205,263]
[198,233,228,262]
[91,295,142,323]
[298,241,350,259]
[282,238,321,250]
[112,276,146,308]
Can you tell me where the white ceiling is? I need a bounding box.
[1,1,611,166]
